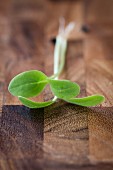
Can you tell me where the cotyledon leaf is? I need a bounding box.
[18,96,54,108]
[49,79,80,99]
[8,70,48,98]
[64,95,105,107]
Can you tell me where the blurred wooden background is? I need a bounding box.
[0,0,113,169]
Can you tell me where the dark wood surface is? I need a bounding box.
[0,0,113,169]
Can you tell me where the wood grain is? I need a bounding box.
[84,37,113,107]
[86,0,113,24]
[84,0,113,164]
[0,0,113,169]
[88,107,113,162]
[44,103,89,165]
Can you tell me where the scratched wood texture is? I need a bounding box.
[0,0,113,170]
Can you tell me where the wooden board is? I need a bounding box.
[0,0,113,169]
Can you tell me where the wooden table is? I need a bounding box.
[0,0,113,169]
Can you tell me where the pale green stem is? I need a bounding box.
[52,36,67,80]
[53,35,62,80]
[52,36,67,102]
[52,21,75,102]
[52,36,62,101]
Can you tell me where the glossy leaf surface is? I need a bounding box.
[65,95,105,107]
[19,96,54,108]
[49,79,80,99]
[8,70,48,97]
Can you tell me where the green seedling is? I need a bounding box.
[8,20,105,108]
